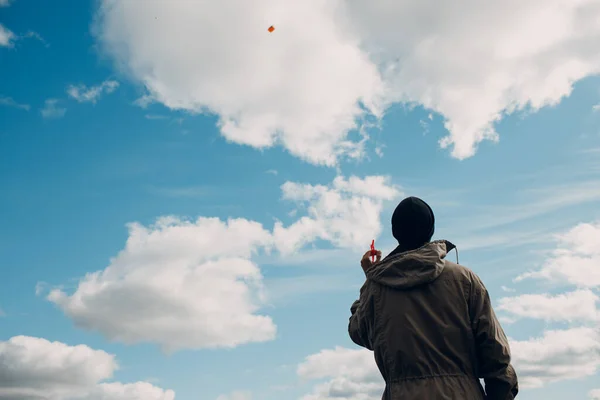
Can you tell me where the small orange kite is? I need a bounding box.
[268,25,275,32]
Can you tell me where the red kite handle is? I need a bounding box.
[370,239,376,263]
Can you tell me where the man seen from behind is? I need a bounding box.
[348,196,518,399]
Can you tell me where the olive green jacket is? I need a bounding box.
[348,240,518,399]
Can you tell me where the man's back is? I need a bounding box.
[348,240,518,400]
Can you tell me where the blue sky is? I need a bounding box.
[1,1,600,400]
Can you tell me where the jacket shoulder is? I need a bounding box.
[442,260,480,286]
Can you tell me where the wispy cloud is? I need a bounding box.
[257,247,357,269]
[453,179,600,233]
[145,185,215,199]
[266,169,278,176]
[593,103,600,112]
[66,80,119,104]
[581,147,600,154]
[144,114,184,125]
[145,114,169,120]
[0,0,12,7]
[40,99,66,119]
[264,273,356,306]
[419,119,429,135]
[0,95,30,111]
[134,94,154,108]
[452,226,556,252]
[21,31,48,47]
[35,282,47,296]
[216,391,252,400]
[0,23,48,48]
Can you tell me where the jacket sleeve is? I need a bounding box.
[470,274,519,400]
[348,279,376,350]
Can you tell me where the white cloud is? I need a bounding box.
[0,335,174,400]
[501,285,516,292]
[84,382,175,400]
[497,290,600,323]
[590,389,600,399]
[509,327,600,389]
[67,80,119,104]
[47,216,276,352]
[94,0,383,166]
[297,347,383,400]
[348,0,600,159]
[40,99,67,119]
[496,220,600,390]
[0,0,12,7]
[94,0,600,165]
[515,221,600,287]
[216,391,252,400]
[0,95,30,110]
[593,103,600,112]
[274,176,399,254]
[0,24,15,47]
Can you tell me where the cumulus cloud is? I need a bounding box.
[93,0,600,165]
[40,99,67,119]
[46,216,277,352]
[297,346,383,400]
[274,176,400,254]
[499,220,600,389]
[67,80,119,104]
[510,327,600,389]
[0,335,174,400]
[46,175,397,352]
[590,389,600,399]
[348,0,600,159]
[93,0,383,166]
[497,290,600,323]
[515,221,600,287]
[0,24,15,47]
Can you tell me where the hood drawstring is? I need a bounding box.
[443,240,459,264]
